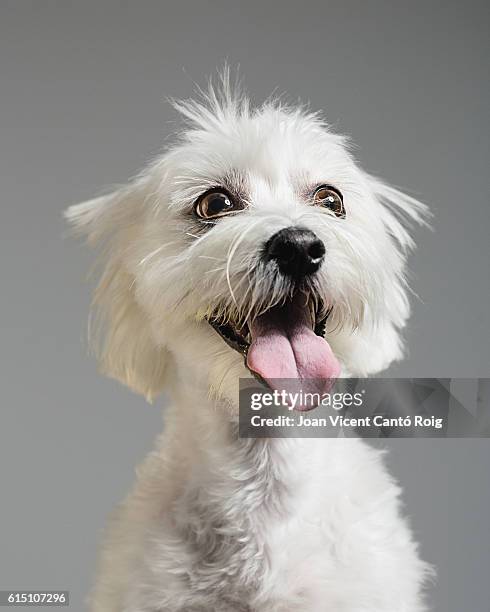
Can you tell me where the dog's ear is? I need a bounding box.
[65,183,168,402]
[332,176,430,376]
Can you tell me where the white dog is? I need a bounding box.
[67,74,431,611]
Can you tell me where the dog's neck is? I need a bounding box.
[165,376,321,520]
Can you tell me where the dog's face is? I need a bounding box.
[67,86,427,408]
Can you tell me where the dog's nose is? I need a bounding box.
[264,227,325,279]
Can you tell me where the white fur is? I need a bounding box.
[67,73,431,611]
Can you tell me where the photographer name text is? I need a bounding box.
[250,414,444,430]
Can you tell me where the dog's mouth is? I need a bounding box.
[207,292,341,408]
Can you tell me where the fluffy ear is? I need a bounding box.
[332,176,430,376]
[65,185,168,401]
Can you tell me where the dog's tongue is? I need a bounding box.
[247,298,340,407]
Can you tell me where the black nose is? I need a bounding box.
[264,227,325,279]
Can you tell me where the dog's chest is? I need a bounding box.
[168,441,321,610]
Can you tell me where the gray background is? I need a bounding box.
[1,1,489,610]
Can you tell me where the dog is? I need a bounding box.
[67,74,431,611]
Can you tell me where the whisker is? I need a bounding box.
[225,219,263,307]
[204,266,226,275]
[138,242,178,266]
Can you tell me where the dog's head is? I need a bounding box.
[66,78,428,408]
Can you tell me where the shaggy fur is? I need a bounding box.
[67,73,431,611]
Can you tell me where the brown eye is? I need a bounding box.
[194,189,240,219]
[312,185,345,218]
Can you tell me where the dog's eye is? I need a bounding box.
[312,185,345,218]
[194,189,240,219]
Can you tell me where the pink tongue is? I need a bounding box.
[246,301,340,409]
